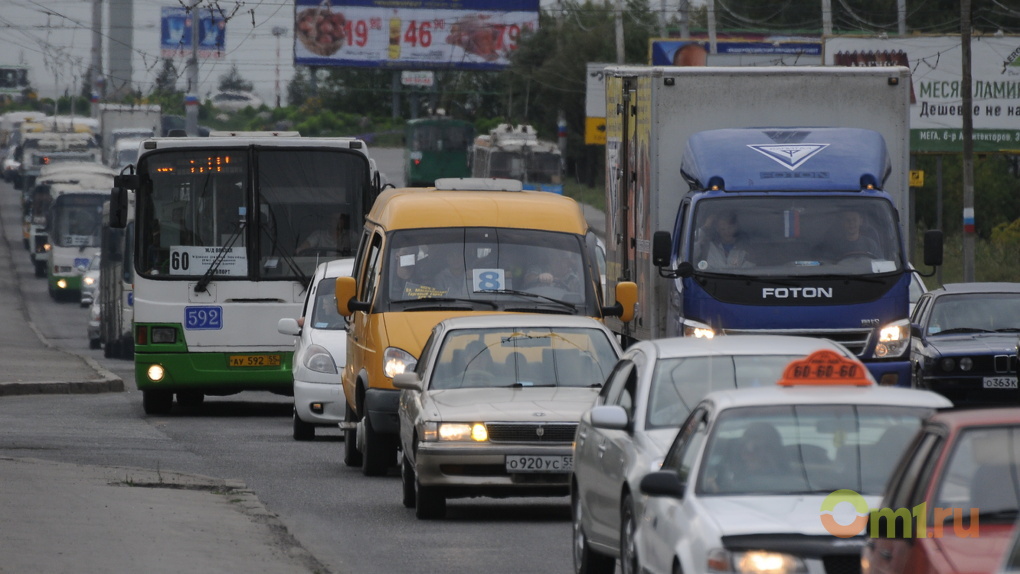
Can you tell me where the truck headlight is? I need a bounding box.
[682,318,716,339]
[383,347,417,378]
[707,548,807,574]
[302,344,337,374]
[874,319,910,358]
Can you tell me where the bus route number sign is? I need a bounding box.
[184,306,223,330]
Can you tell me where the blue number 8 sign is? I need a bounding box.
[472,269,506,292]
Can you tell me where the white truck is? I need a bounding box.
[603,65,941,387]
[97,103,161,165]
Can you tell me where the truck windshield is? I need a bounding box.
[379,227,599,316]
[688,197,903,277]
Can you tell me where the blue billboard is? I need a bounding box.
[161,6,226,59]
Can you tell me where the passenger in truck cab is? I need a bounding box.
[694,210,753,269]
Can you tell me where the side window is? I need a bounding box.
[887,431,942,512]
[359,233,382,303]
[599,359,634,406]
[615,368,638,420]
[912,294,932,325]
[661,408,708,483]
[675,201,690,263]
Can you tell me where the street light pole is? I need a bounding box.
[272,26,287,109]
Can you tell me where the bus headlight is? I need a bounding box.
[875,319,910,358]
[151,327,176,344]
[147,364,165,382]
[383,347,417,378]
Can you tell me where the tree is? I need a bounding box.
[218,64,254,92]
[153,59,179,95]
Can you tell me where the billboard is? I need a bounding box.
[825,35,1020,153]
[293,0,539,70]
[650,35,822,66]
[161,6,226,59]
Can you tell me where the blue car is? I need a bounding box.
[909,282,1020,405]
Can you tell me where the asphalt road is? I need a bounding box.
[0,149,584,574]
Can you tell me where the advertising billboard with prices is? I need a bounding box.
[293,0,539,71]
[161,6,226,59]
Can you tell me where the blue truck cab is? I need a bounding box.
[652,127,916,386]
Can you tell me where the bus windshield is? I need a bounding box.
[51,193,105,248]
[136,147,369,280]
[688,196,903,277]
[378,227,599,316]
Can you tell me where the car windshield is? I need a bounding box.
[309,277,345,330]
[933,426,1020,523]
[926,293,1020,334]
[645,354,809,429]
[427,327,618,390]
[688,196,902,277]
[695,404,933,496]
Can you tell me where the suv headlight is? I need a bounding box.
[875,318,910,358]
[302,344,337,374]
[383,347,417,378]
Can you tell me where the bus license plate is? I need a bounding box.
[505,455,572,473]
[229,354,281,368]
[983,377,1018,389]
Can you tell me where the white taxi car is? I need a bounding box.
[632,350,952,574]
[393,314,623,519]
[571,335,867,574]
[277,258,354,440]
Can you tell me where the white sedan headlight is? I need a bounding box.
[875,318,910,358]
[302,344,337,374]
[422,422,488,442]
[707,548,807,574]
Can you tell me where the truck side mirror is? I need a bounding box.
[652,231,672,267]
[918,230,944,277]
[109,187,128,229]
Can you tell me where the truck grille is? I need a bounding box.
[721,328,872,357]
[485,423,577,443]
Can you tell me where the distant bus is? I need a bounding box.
[471,123,563,194]
[46,184,107,300]
[109,134,381,414]
[100,197,134,359]
[403,116,474,187]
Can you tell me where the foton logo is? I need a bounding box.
[762,287,833,299]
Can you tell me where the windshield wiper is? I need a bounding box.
[195,222,245,293]
[936,327,993,335]
[994,328,1020,333]
[259,217,307,287]
[393,297,499,311]
[479,289,577,312]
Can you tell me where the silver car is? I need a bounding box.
[393,314,623,520]
[571,334,871,574]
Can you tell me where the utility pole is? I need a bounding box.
[90,0,103,111]
[961,0,975,281]
[185,1,201,136]
[272,26,287,108]
[615,0,625,64]
[821,0,832,36]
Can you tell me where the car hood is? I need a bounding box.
[424,387,599,422]
[307,328,348,360]
[699,494,882,537]
[934,522,1014,572]
[928,333,1020,355]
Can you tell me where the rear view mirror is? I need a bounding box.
[109,187,128,229]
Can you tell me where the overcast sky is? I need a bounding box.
[2,0,690,104]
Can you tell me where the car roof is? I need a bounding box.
[926,407,1020,427]
[930,282,1020,295]
[700,385,953,411]
[434,313,614,332]
[313,258,355,281]
[635,335,853,359]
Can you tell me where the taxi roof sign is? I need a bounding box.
[777,350,872,387]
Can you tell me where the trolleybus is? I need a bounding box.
[403,116,474,186]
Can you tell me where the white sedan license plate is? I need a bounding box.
[505,455,572,473]
[983,377,1018,389]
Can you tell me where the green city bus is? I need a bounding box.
[403,116,475,187]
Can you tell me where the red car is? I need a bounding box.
[864,408,1020,574]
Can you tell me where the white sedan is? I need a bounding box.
[571,335,870,574]
[277,258,354,440]
[633,351,952,574]
[393,313,623,520]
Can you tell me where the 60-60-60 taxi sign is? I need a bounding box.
[777,350,872,387]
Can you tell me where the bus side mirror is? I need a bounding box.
[109,187,128,229]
